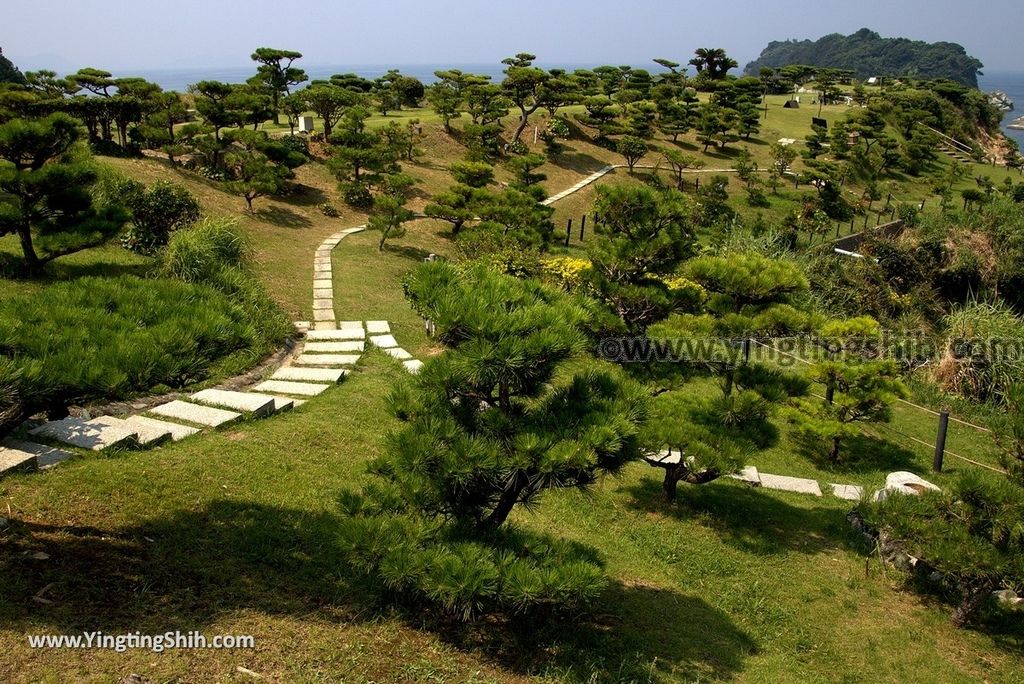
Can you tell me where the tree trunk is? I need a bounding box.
[952,581,996,627]
[662,467,682,502]
[245,195,255,213]
[483,482,522,529]
[452,219,464,235]
[828,436,842,463]
[272,93,281,126]
[17,223,40,271]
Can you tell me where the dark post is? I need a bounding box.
[825,384,835,404]
[933,410,949,472]
[863,213,869,229]
[850,217,855,232]
[565,218,572,247]
[835,222,840,238]
[695,177,700,191]
[919,199,926,211]
[890,207,896,221]
[580,214,586,241]
[742,338,751,363]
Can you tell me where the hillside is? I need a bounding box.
[744,28,984,87]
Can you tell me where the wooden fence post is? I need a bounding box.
[933,410,949,472]
[580,214,586,241]
[565,218,572,247]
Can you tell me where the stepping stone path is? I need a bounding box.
[758,473,823,497]
[150,401,242,428]
[29,417,140,451]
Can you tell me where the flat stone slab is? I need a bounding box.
[307,328,363,341]
[313,309,335,321]
[313,299,334,310]
[369,334,399,349]
[313,279,333,289]
[337,320,364,330]
[313,289,333,299]
[90,416,171,446]
[2,440,74,469]
[830,483,864,501]
[29,417,139,451]
[190,389,280,418]
[293,321,310,333]
[759,473,822,497]
[729,466,761,486]
[365,321,390,334]
[313,321,337,331]
[150,400,241,428]
[271,367,347,383]
[403,359,425,374]
[254,380,331,396]
[0,445,38,475]
[124,415,199,442]
[383,347,413,360]
[304,341,365,353]
[294,354,360,367]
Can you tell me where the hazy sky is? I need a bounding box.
[5,0,1022,72]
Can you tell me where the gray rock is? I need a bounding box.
[403,359,425,374]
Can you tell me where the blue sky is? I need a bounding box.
[5,0,1022,72]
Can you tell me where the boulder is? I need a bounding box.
[873,471,941,502]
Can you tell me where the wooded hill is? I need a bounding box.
[744,28,984,88]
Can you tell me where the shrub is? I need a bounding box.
[540,256,592,291]
[341,181,373,208]
[935,301,1024,405]
[99,176,202,255]
[319,202,340,218]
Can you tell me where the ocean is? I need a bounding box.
[979,71,1024,148]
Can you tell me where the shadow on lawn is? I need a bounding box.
[550,149,609,174]
[792,432,921,475]
[624,477,849,557]
[1,499,754,682]
[255,204,313,228]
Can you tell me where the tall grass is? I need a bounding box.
[0,217,290,428]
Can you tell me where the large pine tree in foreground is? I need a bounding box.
[338,261,649,619]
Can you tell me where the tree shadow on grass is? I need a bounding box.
[791,431,920,475]
[623,477,850,557]
[255,205,313,228]
[0,499,755,682]
[0,255,153,283]
[549,150,608,174]
[383,242,437,262]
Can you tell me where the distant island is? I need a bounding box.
[744,28,984,88]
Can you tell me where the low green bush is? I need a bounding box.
[0,217,289,425]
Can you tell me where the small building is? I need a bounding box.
[298,116,314,133]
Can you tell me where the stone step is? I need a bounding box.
[2,439,74,469]
[190,389,282,418]
[313,309,336,322]
[383,347,412,360]
[304,341,365,353]
[1,444,39,476]
[403,359,425,374]
[90,416,171,446]
[728,466,761,486]
[366,320,390,334]
[124,415,200,442]
[759,473,822,496]
[294,354,360,367]
[337,321,365,330]
[369,334,399,349]
[270,397,295,412]
[149,400,242,428]
[29,417,140,451]
[253,380,331,397]
[307,329,363,341]
[271,367,348,384]
[829,483,864,501]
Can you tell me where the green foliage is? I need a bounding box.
[586,185,697,331]
[338,262,648,619]
[0,113,127,268]
[859,473,1024,626]
[616,135,649,171]
[368,173,415,250]
[937,301,1024,405]
[96,175,201,254]
[0,220,288,425]
[0,51,25,85]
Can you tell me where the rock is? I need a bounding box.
[829,483,864,501]
[1010,116,1024,131]
[874,472,941,501]
[403,359,425,374]
[382,347,413,360]
[0,516,8,529]
[989,90,1014,113]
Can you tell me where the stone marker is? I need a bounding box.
[758,473,823,496]
[253,380,331,396]
[2,440,74,469]
[271,367,347,383]
[304,341,364,353]
[124,415,199,442]
[293,321,310,333]
[369,334,399,349]
[150,400,241,428]
[830,483,864,501]
[366,320,390,334]
[294,353,360,367]
[383,347,413,360]
[729,466,761,486]
[29,417,139,451]
[190,389,281,418]
[403,359,425,374]
[90,416,171,446]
